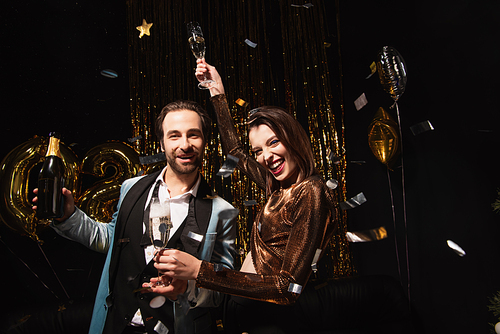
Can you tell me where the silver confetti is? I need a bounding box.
[244,199,258,206]
[326,148,341,164]
[217,154,239,177]
[244,38,257,48]
[100,69,118,78]
[326,179,338,189]
[291,3,313,8]
[311,248,322,273]
[346,226,387,242]
[447,239,466,257]
[354,93,368,111]
[288,283,303,294]
[139,152,166,165]
[340,192,367,210]
[127,135,142,143]
[187,231,203,242]
[410,120,434,136]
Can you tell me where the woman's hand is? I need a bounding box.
[154,249,202,281]
[196,58,225,97]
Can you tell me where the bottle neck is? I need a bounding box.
[46,137,62,158]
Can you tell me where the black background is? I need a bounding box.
[1,1,500,333]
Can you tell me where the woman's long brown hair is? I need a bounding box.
[248,106,318,195]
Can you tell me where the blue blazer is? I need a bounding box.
[52,171,237,334]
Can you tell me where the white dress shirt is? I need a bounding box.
[131,167,201,326]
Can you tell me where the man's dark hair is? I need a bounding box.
[155,100,212,143]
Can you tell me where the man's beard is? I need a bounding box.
[165,149,203,175]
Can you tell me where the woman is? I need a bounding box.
[147,59,341,333]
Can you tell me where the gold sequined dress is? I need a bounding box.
[196,94,339,305]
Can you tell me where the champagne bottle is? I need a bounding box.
[37,132,65,219]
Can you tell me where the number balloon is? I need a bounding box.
[0,136,80,241]
[77,141,141,223]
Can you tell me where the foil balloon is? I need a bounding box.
[0,136,80,241]
[376,46,407,101]
[368,107,400,170]
[77,141,141,223]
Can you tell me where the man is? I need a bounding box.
[34,100,237,334]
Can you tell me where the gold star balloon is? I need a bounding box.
[136,19,153,38]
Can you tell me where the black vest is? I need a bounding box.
[103,172,213,334]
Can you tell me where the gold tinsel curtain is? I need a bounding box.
[125,0,352,277]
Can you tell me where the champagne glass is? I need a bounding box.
[149,197,172,287]
[187,21,214,89]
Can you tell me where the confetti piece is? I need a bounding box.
[244,39,257,48]
[350,160,366,165]
[346,226,387,242]
[187,231,203,242]
[410,120,434,136]
[288,283,303,294]
[326,148,341,164]
[248,107,260,117]
[311,248,322,273]
[354,93,368,111]
[236,98,249,107]
[149,295,166,308]
[217,155,239,177]
[366,61,377,79]
[291,3,313,8]
[100,69,118,79]
[139,152,166,165]
[127,135,142,143]
[326,179,338,189]
[244,199,258,206]
[447,240,466,257]
[203,194,218,200]
[340,192,367,210]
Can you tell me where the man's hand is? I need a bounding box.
[32,187,76,222]
[142,277,188,301]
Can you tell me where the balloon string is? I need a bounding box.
[386,168,402,284]
[0,236,62,301]
[393,101,411,304]
[36,241,71,301]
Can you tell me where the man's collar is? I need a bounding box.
[157,166,201,198]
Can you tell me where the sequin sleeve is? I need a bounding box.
[196,178,338,305]
[210,94,267,190]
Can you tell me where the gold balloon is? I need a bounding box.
[368,107,400,170]
[77,141,141,223]
[0,136,80,241]
[141,160,167,175]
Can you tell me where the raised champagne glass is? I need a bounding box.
[187,21,214,89]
